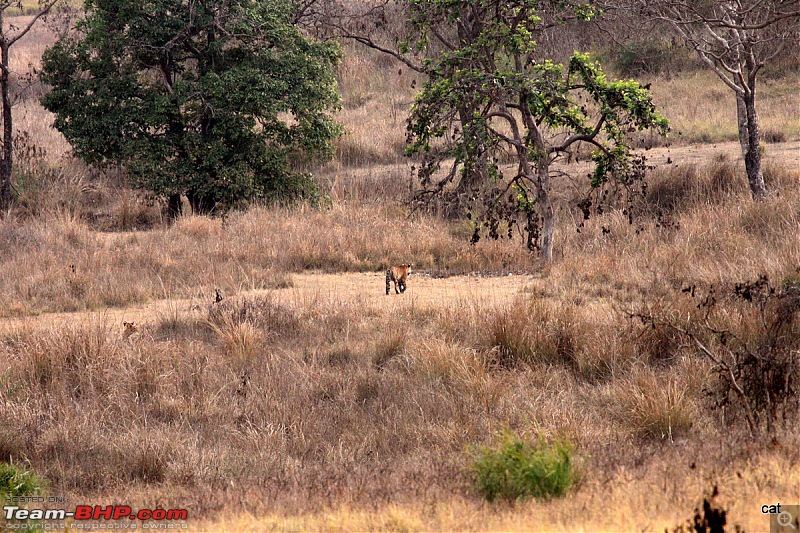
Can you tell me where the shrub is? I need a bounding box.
[761,129,787,143]
[668,486,735,533]
[207,294,299,337]
[0,462,46,504]
[636,276,800,437]
[470,431,577,502]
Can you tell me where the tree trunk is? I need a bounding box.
[536,154,554,263]
[517,88,554,263]
[740,91,766,200]
[735,94,749,160]
[0,3,58,213]
[522,130,554,263]
[167,193,182,222]
[514,89,555,263]
[0,42,11,212]
[456,106,488,198]
[187,190,215,215]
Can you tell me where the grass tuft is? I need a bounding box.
[372,330,406,370]
[482,299,582,370]
[613,366,698,441]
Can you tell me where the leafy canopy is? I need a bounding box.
[405,0,668,255]
[41,0,342,211]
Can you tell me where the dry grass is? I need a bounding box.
[200,465,800,533]
[555,161,800,294]
[0,204,537,317]
[646,70,800,144]
[333,44,420,167]
[1,12,800,533]
[0,287,713,511]
[2,186,798,523]
[608,363,701,441]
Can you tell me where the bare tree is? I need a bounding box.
[0,0,62,211]
[634,276,800,438]
[627,0,800,200]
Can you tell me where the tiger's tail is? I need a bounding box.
[385,269,391,295]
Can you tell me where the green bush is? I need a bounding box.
[470,431,577,502]
[0,462,45,504]
[41,0,342,214]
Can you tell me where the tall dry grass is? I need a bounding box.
[6,155,795,317]
[555,158,800,295]
[333,44,419,167]
[0,202,538,317]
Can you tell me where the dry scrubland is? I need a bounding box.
[1,16,800,533]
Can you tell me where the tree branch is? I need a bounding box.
[548,115,608,155]
[341,33,423,73]
[7,0,60,47]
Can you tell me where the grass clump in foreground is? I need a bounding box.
[470,431,578,502]
[0,462,46,503]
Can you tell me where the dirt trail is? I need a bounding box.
[0,273,542,335]
[639,139,800,170]
[551,139,800,175]
[276,271,538,307]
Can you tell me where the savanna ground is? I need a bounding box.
[1,13,800,533]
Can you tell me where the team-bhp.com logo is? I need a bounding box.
[3,505,188,529]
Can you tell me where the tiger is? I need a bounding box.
[386,264,412,295]
[123,321,139,340]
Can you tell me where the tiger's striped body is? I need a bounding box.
[386,264,412,294]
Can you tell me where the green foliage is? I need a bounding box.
[41,0,341,212]
[404,0,668,257]
[0,462,45,504]
[470,430,578,502]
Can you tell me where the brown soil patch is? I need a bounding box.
[0,272,541,336]
[275,271,538,307]
[553,139,800,175]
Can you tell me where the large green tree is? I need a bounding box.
[404,0,669,262]
[41,0,341,216]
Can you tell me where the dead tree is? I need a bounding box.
[628,0,800,200]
